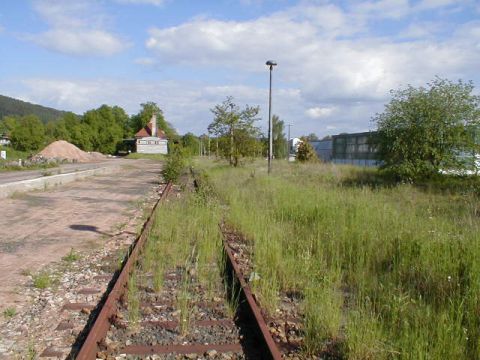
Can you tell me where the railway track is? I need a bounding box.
[72,180,283,359]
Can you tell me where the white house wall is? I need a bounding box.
[136,137,168,154]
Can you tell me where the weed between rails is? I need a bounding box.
[125,181,229,338]
[201,160,480,359]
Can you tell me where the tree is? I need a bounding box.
[272,115,287,159]
[373,78,480,180]
[10,115,46,151]
[0,116,18,135]
[305,133,319,141]
[82,105,124,154]
[208,96,261,166]
[296,137,318,162]
[129,102,177,140]
[181,132,200,156]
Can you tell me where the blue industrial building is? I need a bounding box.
[310,131,379,167]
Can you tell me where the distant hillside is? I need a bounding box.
[0,94,70,123]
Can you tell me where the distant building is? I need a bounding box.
[309,131,379,167]
[288,138,302,161]
[0,134,10,146]
[135,115,168,154]
[310,138,333,162]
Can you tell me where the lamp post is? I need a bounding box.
[287,124,292,160]
[266,60,277,174]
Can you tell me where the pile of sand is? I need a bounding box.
[36,140,106,163]
[88,151,107,161]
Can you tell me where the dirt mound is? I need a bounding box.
[37,140,101,163]
[88,151,107,161]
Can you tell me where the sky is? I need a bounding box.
[0,0,479,138]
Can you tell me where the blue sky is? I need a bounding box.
[0,0,479,138]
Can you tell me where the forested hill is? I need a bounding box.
[0,94,69,123]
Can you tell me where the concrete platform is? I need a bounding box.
[0,165,120,199]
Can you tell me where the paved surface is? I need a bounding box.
[0,159,163,310]
[0,159,125,185]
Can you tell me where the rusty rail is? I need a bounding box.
[223,238,283,360]
[76,181,172,360]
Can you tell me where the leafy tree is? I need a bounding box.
[82,105,124,154]
[373,78,480,180]
[70,123,93,151]
[296,137,318,162]
[305,133,319,141]
[0,115,18,135]
[272,115,287,159]
[208,96,261,166]
[129,102,177,140]
[181,132,200,156]
[10,115,46,151]
[112,106,130,139]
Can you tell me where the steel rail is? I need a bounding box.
[76,181,173,360]
[222,237,283,360]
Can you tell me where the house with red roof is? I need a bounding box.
[135,114,168,154]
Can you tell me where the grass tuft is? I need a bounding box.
[3,307,16,319]
[32,272,52,289]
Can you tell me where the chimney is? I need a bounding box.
[151,114,157,137]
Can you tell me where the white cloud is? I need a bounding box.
[8,1,480,138]
[114,0,166,6]
[4,77,308,135]
[305,107,335,119]
[28,0,128,56]
[32,29,126,56]
[144,3,479,103]
[399,22,443,39]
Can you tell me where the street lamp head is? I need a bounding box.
[266,60,277,66]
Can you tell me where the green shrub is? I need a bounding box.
[162,145,187,183]
[296,137,318,162]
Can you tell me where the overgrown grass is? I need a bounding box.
[201,160,480,359]
[127,177,224,334]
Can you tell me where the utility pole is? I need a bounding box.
[208,135,210,158]
[266,60,277,174]
[287,124,292,159]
